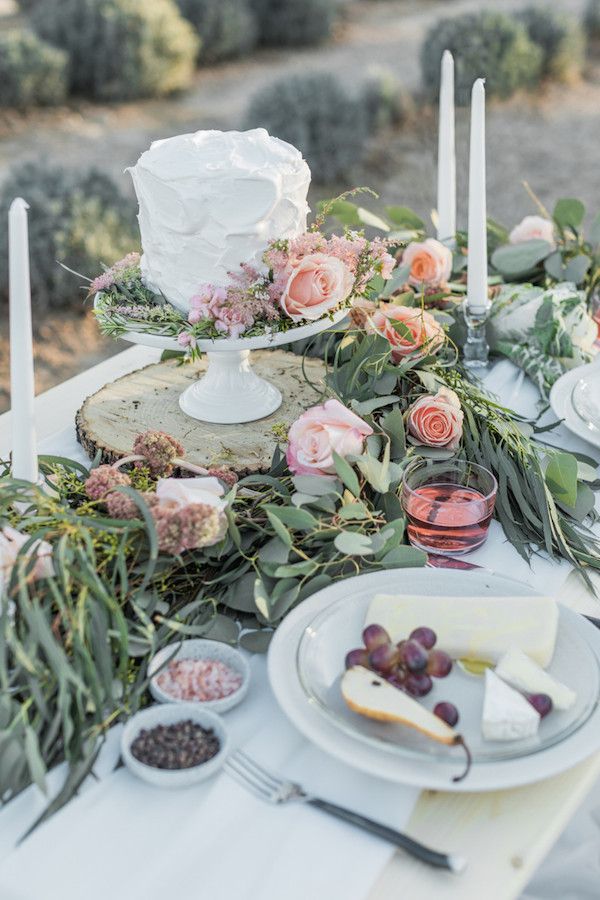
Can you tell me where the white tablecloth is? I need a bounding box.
[0,356,598,900]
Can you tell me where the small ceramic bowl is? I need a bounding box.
[148,638,250,713]
[121,702,229,788]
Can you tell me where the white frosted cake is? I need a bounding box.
[128,128,311,313]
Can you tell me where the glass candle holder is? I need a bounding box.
[401,458,497,555]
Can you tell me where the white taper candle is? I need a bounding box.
[436,50,456,244]
[9,198,38,482]
[466,79,489,313]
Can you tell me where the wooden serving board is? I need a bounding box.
[75,350,327,476]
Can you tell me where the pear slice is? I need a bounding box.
[341,666,471,781]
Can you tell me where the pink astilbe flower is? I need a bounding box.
[132,431,185,477]
[177,503,226,550]
[89,252,141,295]
[85,465,131,501]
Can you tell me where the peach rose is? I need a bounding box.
[280,253,354,322]
[403,239,452,290]
[366,304,445,362]
[509,215,556,249]
[287,398,373,477]
[407,387,464,450]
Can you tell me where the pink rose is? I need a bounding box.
[156,477,227,511]
[509,215,556,249]
[407,387,464,450]
[280,253,354,323]
[403,239,452,290]
[286,398,373,477]
[366,304,445,362]
[0,526,53,596]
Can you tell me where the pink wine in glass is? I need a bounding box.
[404,482,494,554]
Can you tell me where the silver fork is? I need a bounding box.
[224,750,466,873]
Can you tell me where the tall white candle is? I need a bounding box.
[466,79,489,313]
[9,198,38,482]
[436,50,456,244]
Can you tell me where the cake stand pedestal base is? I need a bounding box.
[179,350,282,424]
[76,350,326,476]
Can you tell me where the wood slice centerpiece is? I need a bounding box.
[76,350,327,476]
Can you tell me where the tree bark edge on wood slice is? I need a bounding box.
[76,351,327,477]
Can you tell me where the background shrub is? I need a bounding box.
[249,0,338,46]
[244,72,368,183]
[31,0,199,102]
[362,69,413,132]
[175,0,257,63]
[585,0,600,39]
[420,11,543,103]
[0,162,137,312]
[0,30,68,108]
[517,6,585,82]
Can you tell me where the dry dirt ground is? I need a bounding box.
[0,0,598,412]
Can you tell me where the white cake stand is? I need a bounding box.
[117,310,347,424]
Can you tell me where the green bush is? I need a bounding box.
[420,11,543,103]
[245,72,368,183]
[175,0,257,63]
[518,6,585,82]
[0,30,68,108]
[250,0,337,46]
[0,162,138,312]
[31,0,199,102]
[585,0,600,39]
[362,69,413,131]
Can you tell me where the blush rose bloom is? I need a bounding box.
[286,398,373,477]
[156,477,227,511]
[280,253,354,322]
[366,304,445,362]
[406,387,464,450]
[509,215,556,249]
[0,526,53,597]
[403,239,452,290]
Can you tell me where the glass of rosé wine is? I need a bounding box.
[401,459,497,555]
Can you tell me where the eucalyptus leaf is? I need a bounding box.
[545,452,578,509]
[332,450,360,497]
[334,531,375,556]
[384,205,425,230]
[239,631,273,653]
[491,240,552,277]
[553,198,585,232]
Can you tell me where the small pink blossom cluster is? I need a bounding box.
[132,430,184,477]
[89,252,141,295]
[264,232,394,287]
[186,276,280,339]
[84,465,131,500]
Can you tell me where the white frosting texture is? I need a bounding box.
[129,128,311,312]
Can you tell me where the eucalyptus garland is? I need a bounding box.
[0,317,598,828]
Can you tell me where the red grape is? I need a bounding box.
[528,693,553,718]
[409,627,437,650]
[345,648,369,669]
[427,649,453,678]
[362,624,390,651]
[404,673,433,697]
[386,672,406,691]
[369,642,401,674]
[434,702,459,726]
[401,639,429,673]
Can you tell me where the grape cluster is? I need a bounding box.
[345,623,459,724]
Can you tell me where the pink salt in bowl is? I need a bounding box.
[148,639,250,713]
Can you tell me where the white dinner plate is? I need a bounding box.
[268,569,600,792]
[550,362,600,450]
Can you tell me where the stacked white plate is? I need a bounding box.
[268,569,600,792]
[550,362,600,450]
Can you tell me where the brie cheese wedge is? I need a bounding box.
[482,669,540,741]
[496,647,576,710]
[366,593,558,667]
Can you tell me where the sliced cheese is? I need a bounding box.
[482,669,540,742]
[366,593,558,667]
[341,666,456,743]
[496,647,576,710]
